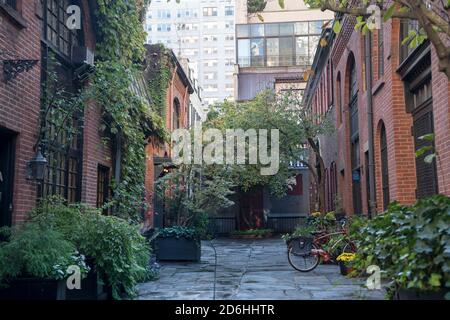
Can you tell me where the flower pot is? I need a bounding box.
[0,278,66,300]
[156,236,201,262]
[65,271,109,300]
[338,261,353,276]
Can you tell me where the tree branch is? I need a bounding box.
[320,0,416,19]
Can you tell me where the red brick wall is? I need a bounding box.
[78,0,113,207]
[0,0,42,225]
[144,64,190,227]
[308,16,449,216]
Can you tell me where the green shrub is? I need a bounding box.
[157,226,200,241]
[0,223,89,286]
[31,198,153,299]
[353,195,450,293]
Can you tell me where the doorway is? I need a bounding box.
[0,129,16,228]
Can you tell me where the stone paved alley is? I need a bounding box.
[137,238,386,300]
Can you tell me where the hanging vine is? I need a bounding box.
[88,0,166,222]
[146,44,172,119]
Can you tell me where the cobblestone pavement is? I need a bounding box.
[137,238,386,300]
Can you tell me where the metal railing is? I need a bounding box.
[208,217,237,235]
[266,215,307,233]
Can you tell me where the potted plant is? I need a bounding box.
[22,198,155,300]
[154,164,234,262]
[0,223,90,300]
[336,253,355,276]
[155,226,201,262]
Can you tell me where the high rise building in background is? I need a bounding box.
[145,0,236,107]
[234,0,334,101]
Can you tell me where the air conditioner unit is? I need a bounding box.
[72,46,95,66]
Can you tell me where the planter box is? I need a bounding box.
[156,237,201,262]
[65,272,109,300]
[0,278,66,300]
[394,288,449,300]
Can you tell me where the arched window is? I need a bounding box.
[173,98,181,130]
[380,122,390,210]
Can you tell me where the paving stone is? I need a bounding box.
[137,238,387,300]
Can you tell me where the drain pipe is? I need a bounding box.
[365,31,377,217]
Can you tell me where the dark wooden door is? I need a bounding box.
[0,130,15,229]
[239,187,264,230]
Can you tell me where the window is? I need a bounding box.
[157,24,171,32]
[236,21,327,68]
[44,0,82,58]
[309,21,324,34]
[157,9,171,19]
[225,47,234,55]
[378,28,384,78]
[173,99,181,130]
[97,165,110,213]
[336,73,342,124]
[225,6,234,16]
[41,0,83,203]
[225,35,234,41]
[204,47,218,55]
[250,38,265,66]
[3,0,17,9]
[204,59,218,67]
[237,25,250,38]
[279,37,294,66]
[380,123,390,210]
[204,72,217,80]
[400,19,420,63]
[203,7,217,16]
[348,55,362,214]
[238,39,250,67]
[266,38,280,67]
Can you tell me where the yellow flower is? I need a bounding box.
[337,253,356,262]
[311,212,322,218]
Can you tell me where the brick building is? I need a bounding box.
[304,14,450,216]
[0,0,114,227]
[143,44,193,229]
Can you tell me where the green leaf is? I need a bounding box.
[415,146,433,157]
[424,154,436,164]
[383,4,396,22]
[333,20,342,34]
[278,0,285,9]
[418,134,435,142]
[429,273,442,287]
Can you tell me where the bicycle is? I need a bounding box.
[287,219,356,272]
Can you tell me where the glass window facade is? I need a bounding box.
[236,21,326,68]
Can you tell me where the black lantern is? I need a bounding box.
[27,148,47,182]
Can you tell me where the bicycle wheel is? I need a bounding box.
[288,242,320,272]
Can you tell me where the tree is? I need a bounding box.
[252,0,450,79]
[206,90,334,212]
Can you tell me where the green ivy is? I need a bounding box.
[146,44,172,118]
[88,0,166,222]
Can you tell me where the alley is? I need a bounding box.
[137,238,386,300]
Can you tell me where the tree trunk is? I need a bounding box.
[308,138,327,213]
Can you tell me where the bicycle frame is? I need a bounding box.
[311,231,349,262]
